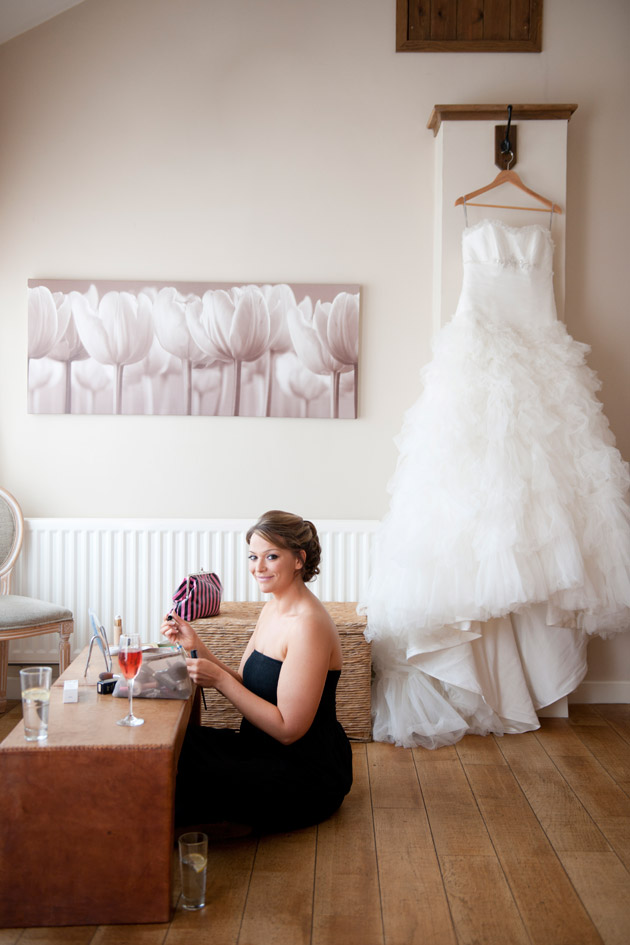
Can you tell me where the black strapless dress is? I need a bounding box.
[174,649,353,832]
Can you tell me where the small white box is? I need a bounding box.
[63,679,79,703]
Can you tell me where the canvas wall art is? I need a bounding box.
[27,279,360,419]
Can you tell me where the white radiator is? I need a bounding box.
[9,518,378,663]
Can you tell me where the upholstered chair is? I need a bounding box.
[0,487,73,712]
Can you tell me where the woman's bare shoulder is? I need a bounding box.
[290,590,336,627]
[287,595,342,668]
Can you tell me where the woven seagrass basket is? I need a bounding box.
[191,602,372,741]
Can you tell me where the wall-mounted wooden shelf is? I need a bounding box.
[427,103,578,136]
[397,0,543,53]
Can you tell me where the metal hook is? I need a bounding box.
[501,104,513,154]
[505,149,514,170]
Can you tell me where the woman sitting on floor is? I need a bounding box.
[162,510,353,834]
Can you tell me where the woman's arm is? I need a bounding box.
[185,616,332,744]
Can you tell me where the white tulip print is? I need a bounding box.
[45,292,90,414]
[261,284,295,416]
[27,279,360,418]
[287,291,359,418]
[152,287,210,415]
[27,286,71,411]
[326,291,359,417]
[28,286,71,360]
[72,288,154,414]
[72,358,111,413]
[276,351,328,418]
[192,359,223,415]
[26,357,65,413]
[188,285,271,416]
[125,336,183,415]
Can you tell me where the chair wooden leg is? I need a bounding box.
[58,621,74,674]
[0,639,9,714]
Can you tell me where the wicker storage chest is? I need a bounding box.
[191,602,372,741]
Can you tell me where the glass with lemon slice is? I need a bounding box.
[19,666,52,741]
[178,831,207,910]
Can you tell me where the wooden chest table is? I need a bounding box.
[0,647,193,928]
[192,601,372,741]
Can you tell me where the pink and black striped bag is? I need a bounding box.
[172,570,222,621]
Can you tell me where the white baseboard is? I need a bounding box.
[569,680,630,704]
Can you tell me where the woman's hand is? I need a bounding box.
[160,611,200,651]
[185,656,225,689]
[162,615,242,686]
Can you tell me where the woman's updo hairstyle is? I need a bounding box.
[246,510,321,583]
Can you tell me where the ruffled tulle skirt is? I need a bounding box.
[361,307,630,747]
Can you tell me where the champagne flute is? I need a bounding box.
[117,633,144,727]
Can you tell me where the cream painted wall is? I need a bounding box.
[0,0,629,684]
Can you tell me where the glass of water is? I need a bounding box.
[178,831,207,910]
[19,666,52,742]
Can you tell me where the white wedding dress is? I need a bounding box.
[361,218,630,749]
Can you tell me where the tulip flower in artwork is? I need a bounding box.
[240,358,268,418]
[275,351,328,418]
[125,336,183,415]
[152,287,211,415]
[189,285,271,416]
[192,358,223,415]
[327,291,360,417]
[26,357,64,413]
[287,291,359,418]
[28,286,72,361]
[27,288,73,410]
[72,358,111,413]
[72,289,154,414]
[261,283,295,416]
[43,291,91,414]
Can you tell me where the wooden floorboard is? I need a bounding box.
[312,744,383,945]
[3,706,630,944]
[560,851,630,945]
[412,752,495,856]
[496,730,611,853]
[373,802,456,944]
[595,705,630,746]
[571,721,630,794]
[413,745,531,943]
[536,718,630,874]
[367,740,423,809]
[460,756,604,944]
[238,828,317,945]
[439,854,530,945]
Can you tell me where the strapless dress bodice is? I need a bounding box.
[456,219,557,326]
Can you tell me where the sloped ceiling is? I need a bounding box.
[0,0,87,46]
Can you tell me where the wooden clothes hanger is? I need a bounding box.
[455,105,562,216]
[455,165,562,215]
